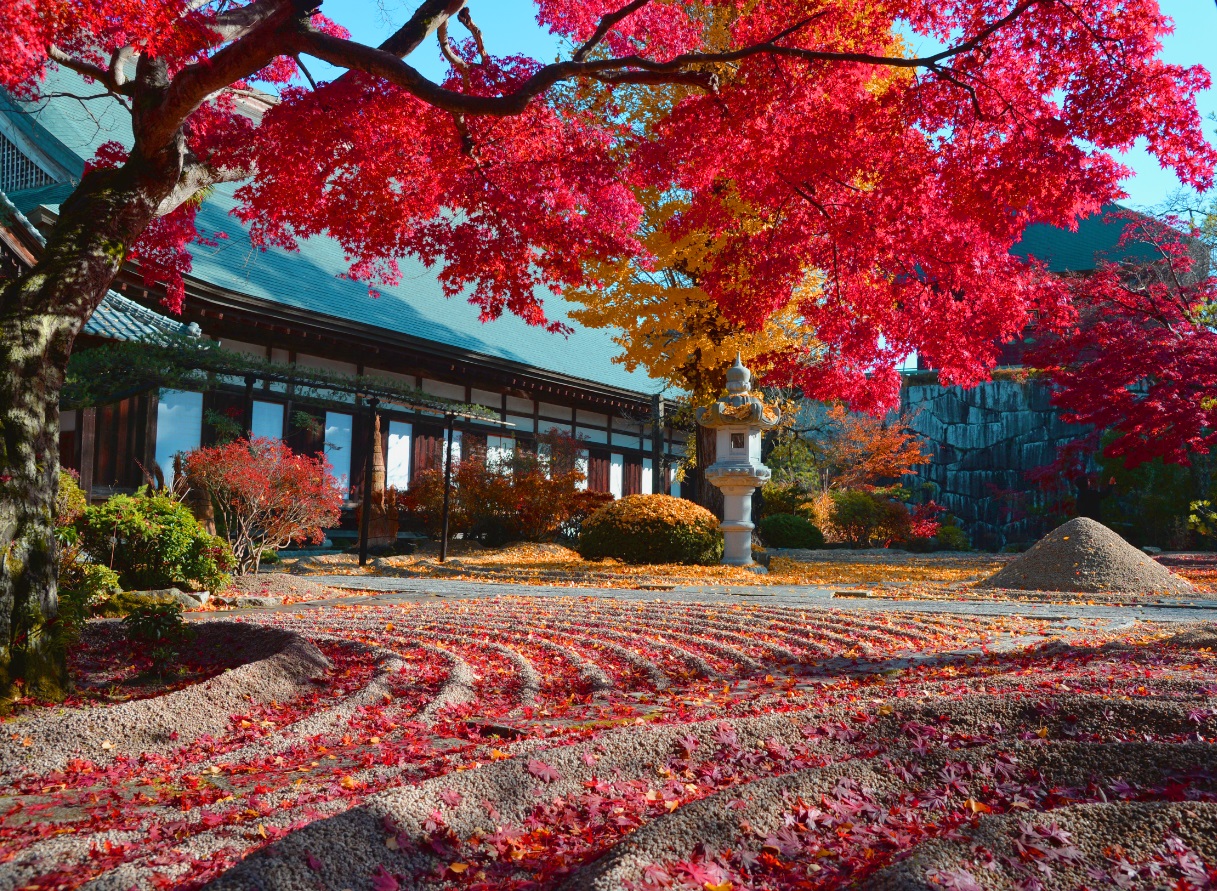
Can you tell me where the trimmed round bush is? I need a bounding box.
[757,513,825,549]
[578,495,723,565]
[78,493,234,593]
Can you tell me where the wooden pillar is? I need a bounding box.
[651,393,667,495]
[79,407,97,501]
[143,391,159,487]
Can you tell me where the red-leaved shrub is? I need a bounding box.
[184,437,342,574]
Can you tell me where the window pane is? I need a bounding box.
[325,412,353,495]
[609,453,624,499]
[251,401,284,441]
[155,390,203,487]
[386,421,412,489]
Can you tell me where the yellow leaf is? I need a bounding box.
[965,798,992,814]
[256,824,268,839]
[339,776,358,789]
[100,740,114,751]
[705,882,734,891]
[490,749,511,761]
[1036,727,1049,739]
[449,863,469,875]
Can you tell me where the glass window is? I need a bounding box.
[386,421,412,489]
[575,449,589,491]
[642,458,653,495]
[609,453,624,499]
[155,390,203,487]
[250,401,284,441]
[487,435,514,468]
[324,412,353,495]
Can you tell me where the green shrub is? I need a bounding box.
[122,602,192,674]
[122,601,189,644]
[829,490,912,548]
[759,483,816,521]
[935,525,971,551]
[578,495,723,565]
[77,492,234,593]
[757,513,825,549]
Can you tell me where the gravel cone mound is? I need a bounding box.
[979,517,1193,595]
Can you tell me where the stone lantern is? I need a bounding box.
[695,355,782,566]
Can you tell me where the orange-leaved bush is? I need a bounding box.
[578,495,723,565]
[399,432,611,545]
[184,437,342,575]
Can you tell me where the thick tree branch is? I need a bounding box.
[377,0,468,58]
[574,0,655,62]
[292,0,1047,118]
[47,46,133,96]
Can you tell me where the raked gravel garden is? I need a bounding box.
[3,585,1217,890]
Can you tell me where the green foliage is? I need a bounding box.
[1190,500,1217,543]
[122,602,192,674]
[578,495,723,565]
[1097,436,1214,548]
[77,492,234,593]
[204,408,244,444]
[52,470,117,646]
[759,482,817,521]
[757,513,824,549]
[56,470,88,526]
[935,524,971,551]
[829,490,912,548]
[122,601,189,644]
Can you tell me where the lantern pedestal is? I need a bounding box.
[695,356,781,568]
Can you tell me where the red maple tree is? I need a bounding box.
[184,437,342,575]
[0,0,1212,693]
[1033,206,1217,469]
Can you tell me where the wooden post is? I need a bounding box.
[243,374,256,436]
[358,397,380,567]
[79,407,97,501]
[651,393,666,495]
[440,413,455,563]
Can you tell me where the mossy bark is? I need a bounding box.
[0,156,179,699]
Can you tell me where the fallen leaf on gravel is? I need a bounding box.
[370,865,399,891]
[527,759,562,783]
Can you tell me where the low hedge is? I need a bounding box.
[757,513,825,549]
[578,495,723,565]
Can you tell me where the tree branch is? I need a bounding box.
[574,0,656,62]
[292,0,1047,118]
[377,0,468,58]
[48,46,134,96]
[436,21,468,70]
[456,8,488,64]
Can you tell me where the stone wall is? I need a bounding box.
[900,377,1086,550]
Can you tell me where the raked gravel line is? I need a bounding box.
[287,574,1217,623]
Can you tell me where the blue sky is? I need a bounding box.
[329,1,1215,210]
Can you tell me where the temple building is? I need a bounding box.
[0,69,685,517]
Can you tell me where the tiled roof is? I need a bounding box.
[1,69,666,397]
[2,182,190,344]
[84,290,199,343]
[1011,205,1159,273]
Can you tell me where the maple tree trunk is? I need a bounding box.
[0,159,177,698]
